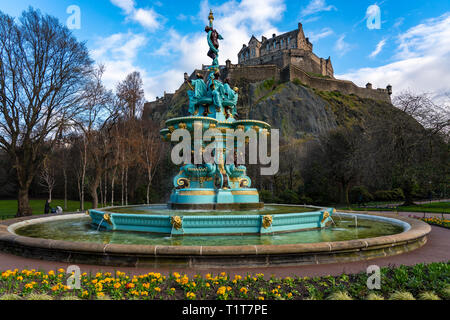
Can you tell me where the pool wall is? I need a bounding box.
[89,208,335,235]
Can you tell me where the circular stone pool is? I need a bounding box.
[14,215,404,246]
[0,206,431,268]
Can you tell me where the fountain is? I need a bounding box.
[0,12,431,268]
[89,10,335,236]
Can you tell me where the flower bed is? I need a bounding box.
[0,263,449,300]
[420,217,450,229]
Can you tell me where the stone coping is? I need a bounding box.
[0,208,431,267]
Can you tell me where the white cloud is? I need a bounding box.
[337,13,450,103]
[97,0,287,100]
[334,34,352,56]
[132,8,160,30]
[110,0,162,31]
[110,0,135,14]
[308,27,334,42]
[369,39,386,58]
[144,0,287,99]
[301,0,336,17]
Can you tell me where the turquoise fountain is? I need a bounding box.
[89,11,335,236]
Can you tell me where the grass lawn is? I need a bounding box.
[0,199,93,219]
[340,201,450,214]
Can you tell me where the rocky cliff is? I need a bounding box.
[144,79,401,140]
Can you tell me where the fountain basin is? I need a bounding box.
[0,206,431,268]
[89,206,335,235]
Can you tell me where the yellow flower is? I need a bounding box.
[217,287,227,295]
[186,292,196,299]
[48,270,55,276]
[114,282,121,289]
[240,287,248,294]
[287,293,293,298]
[58,268,65,273]
[206,283,210,288]
[258,296,265,300]
[155,287,161,292]
[16,276,23,281]
[97,292,104,298]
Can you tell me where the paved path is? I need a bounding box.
[0,214,448,278]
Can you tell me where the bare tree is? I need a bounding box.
[72,67,119,209]
[138,119,163,204]
[116,71,145,119]
[39,157,56,202]
[394,91,450,137]
[0,9,92,216]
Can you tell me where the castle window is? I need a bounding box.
[251,48,255,57]
[266,43,270,51]
[273,41,276,49]
[280,39,284,48]
[288,37,291,47]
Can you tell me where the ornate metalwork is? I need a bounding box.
[262,215,273,229]
[176,178,190,189]
[171,216,183,230]
[103,214,113,226]
[321,211,330,224]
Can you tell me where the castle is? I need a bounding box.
[238,23,334,79]
[144,22,392,119]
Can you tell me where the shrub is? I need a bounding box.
[418,291,441,300]
[299,196,314,205]
[326,291,353,300]
[278,190,299,204]
[374,190,393,201]
[259,190,274,203]
[389,291,415,300]
[350,186,373,204]
[0,294,22,300]
[366,292,384,300]
[27,293,53,300]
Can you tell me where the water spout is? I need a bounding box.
[97,218,104,232]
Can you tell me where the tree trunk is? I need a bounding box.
[125,165,128,206]
[90,177,100,210]
[17,187,32,217]
[63,167,68,210]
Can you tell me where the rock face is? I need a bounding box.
[143,79,398,140]
[246,81,337,139]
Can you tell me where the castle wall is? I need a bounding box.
[286,65,391,103]
[225,64,281,82]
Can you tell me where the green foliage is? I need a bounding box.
[349,186,373,203]
[418,291,441,300]
[389,291,416,300]
[374,189,405,201]
[366,292,384,300]
[326,291,353,300]
[278,190,299,204]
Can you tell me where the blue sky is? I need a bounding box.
[1,0,449,102]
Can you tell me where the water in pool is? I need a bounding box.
[15,215,404,246]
